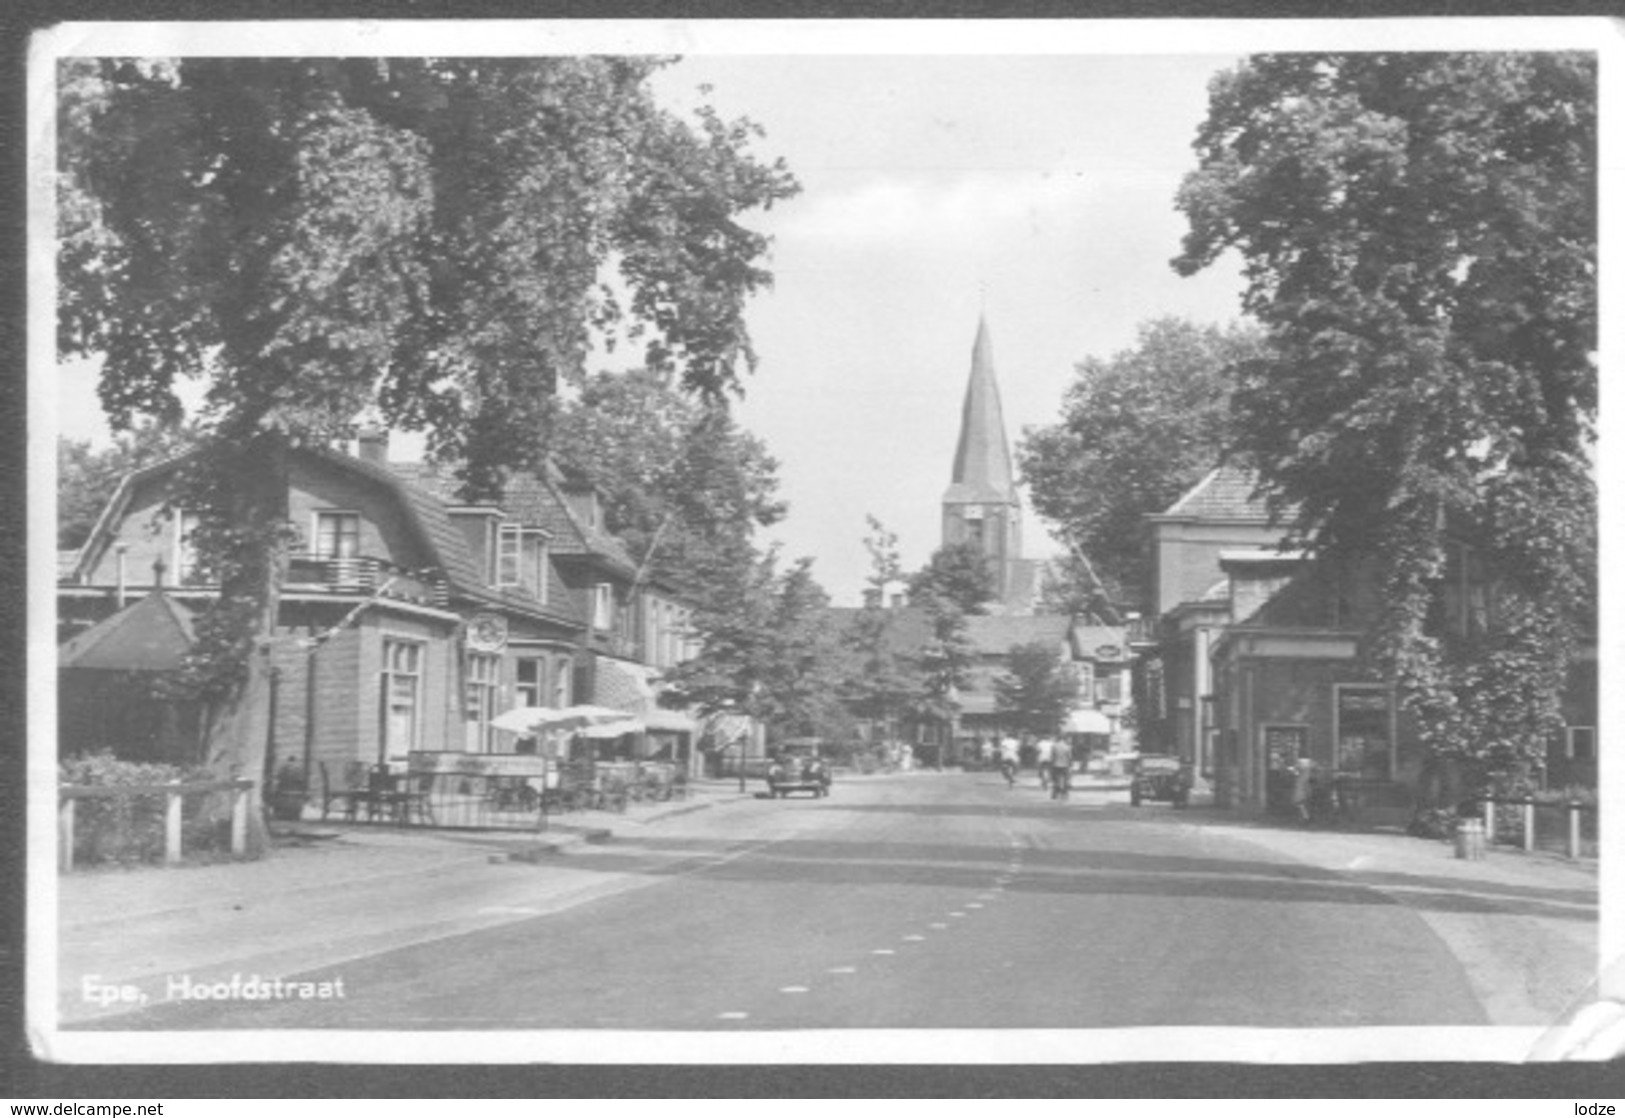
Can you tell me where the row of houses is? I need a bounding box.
[1135,464,1598,813]
[824,603,1133,766]
[57,432,706,784]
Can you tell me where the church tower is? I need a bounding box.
[942,316,1024,605]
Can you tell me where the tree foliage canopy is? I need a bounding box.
[906,541,997,618]
[1019,317,1262,604]
[1173,52,1596,768]
[60,57,799,490]
[57,56,798,823]
[995,640,1082,736]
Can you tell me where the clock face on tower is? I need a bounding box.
[466,612,508,653]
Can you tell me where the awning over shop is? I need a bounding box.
[1064,708,1112,735]
[593,656,698,735]
[643,707,697,733]
[594,656,656,711]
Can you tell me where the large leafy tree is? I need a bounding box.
[548,365,784,594]
[904,542,992,735]
[996,640,1082,736]
[58,57,798,845]
[906,541,997,618]
[549,367,848,740]
[1173,53,1596,782]
[839,517,927,741]
[660,554,848,744]
[1018,317,1262,605]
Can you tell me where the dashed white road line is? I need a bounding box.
[828,966,857,974]
[780,986,809,994]
[718,1011,749,1020]
[872,948,896,955]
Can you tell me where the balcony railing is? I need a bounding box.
[284,553,449,608]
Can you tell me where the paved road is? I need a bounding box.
[86,771,1493,1031]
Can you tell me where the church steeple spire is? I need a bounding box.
[943,316,1023,605]
[947,315,1016,503]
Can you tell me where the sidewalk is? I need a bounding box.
[54,777,756,1026]
[1122,797,1603,1037]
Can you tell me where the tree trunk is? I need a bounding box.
[196,433,292,859]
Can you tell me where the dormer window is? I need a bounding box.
[314,511,361,559]
[523,533,549,603]
[593,583,613,631]
[496,522,523,587]
[174,510,202,584]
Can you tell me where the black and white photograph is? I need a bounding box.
[26,16,1620,1075]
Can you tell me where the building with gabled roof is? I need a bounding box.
[59,432,702,789]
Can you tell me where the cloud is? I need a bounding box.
[781,170,1092,245]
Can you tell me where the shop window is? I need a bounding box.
[1334,685,1394,780]
[1567,726,1596,762]
[465,653,501,752]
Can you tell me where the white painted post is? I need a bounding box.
[231,782,249,857]
[1568,802,1582,860]
[1523,799,1536,854]
[59,797,75,872]
[1484,799,1495,846]
[165,784,183,865]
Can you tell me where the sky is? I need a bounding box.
[645,53,1247,604]
[46,19,1619,607]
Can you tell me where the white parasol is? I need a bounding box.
[489,704,640,736]
[577,718,645,739]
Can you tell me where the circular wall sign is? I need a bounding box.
[466,612,509,653]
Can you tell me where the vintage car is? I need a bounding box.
[1130,754,1190,807]
[767,741,832,798]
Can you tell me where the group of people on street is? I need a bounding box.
[984,732,1075,801]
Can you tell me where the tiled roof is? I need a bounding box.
[60,591,196,671]
[964,613,1071,654]
[1163,464,1272,521]
[825,606,936,657]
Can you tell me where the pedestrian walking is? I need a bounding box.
[1290,758,1314,823]
[1049,736,1073,801]
[998,733,1020,787]
[1035,735,1055,790]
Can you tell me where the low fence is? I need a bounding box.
[59,779,254,871]
[357,753,687,831]
[1475,796,1598,860]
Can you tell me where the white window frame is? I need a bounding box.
[380,637,424,761]
[496,522,523,588]
[312,510,362,560]
[1566,726,1596,762]
[465,652,502,753]
[174,509,202,584]
[593,583,614,631]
